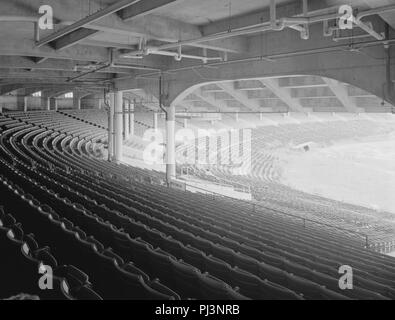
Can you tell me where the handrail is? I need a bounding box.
[182,180,370,248]
[179,174,250,193]
[115,163,370,248]
[181,165,251,192]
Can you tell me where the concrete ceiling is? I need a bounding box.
[129,75,392,114]
[0,0,395,112]
[327,0,395,30]
[149,0,294,25]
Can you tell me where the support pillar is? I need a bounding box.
[384,24,394,104]
[54,98,58,111]
[183,118,188,128]
[108,93,115,161]
[74,96,81,110]
[235,112,239,122]
[130,100,135,136]
[153,112,158,129]
[166,104,176,183]
[124,100,130,140]
[46,97,50,111]
[23,96,28,112]
[114,91,123,163]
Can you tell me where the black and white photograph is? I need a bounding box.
[0,0,395,307]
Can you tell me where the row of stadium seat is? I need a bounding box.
[1,111,395,299]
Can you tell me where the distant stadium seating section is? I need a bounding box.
[1,110,395,300]
[177,120,395,254]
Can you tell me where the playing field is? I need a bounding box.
[281,136,395,214]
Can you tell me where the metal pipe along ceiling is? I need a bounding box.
[122,4,395,59]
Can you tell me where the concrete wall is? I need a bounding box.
[0,96,77,111]
[81,98,102,110]
[0,96,18,111]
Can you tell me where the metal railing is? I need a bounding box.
[181,181,371,248]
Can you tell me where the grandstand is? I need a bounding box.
[1,0,395,302]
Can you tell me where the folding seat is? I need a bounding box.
[123,262,150,283]
[85,236,105,252]
[353,277,395,299]
[190,235,213,255]
[7,224,24,242]
[64,282,103,300]
[30,249,72,300]
[232,252,260,276]
[123,219,147,239]
[146,248,176,287]
[171,258,202,299]
[83,246,155,300]
[23,234,40,253]
[204,255,233,284]
[149,279,181,300]
[182,245,207,272]
[54,265,91,288]
[161,235,184,258]
[130,238,155,269]
[285,273,346,300]
[111,210,130,226]
[199,273,249,300]
[116,264,176,300]
[72,226,87,240]
[257,261,290,287]
[229,266,266,299]
[0,228,39,298]
[344,284,389,300]
[101,248,125,267]
[34,247,58,268]
[211,244,238,267]
[0,213,16,230]
[59,218,74,231]
[47,210,60,221]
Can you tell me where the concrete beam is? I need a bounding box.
[258,78,308,113]
[0,56,134,74]
[0,84,22,95]
[201,0,331,36]
[36,0,141,47]
[216,82,262,112]
[30,57,49,64]
[124,89,160,112]
[0,37,109,62]
[120,0,179,21]
[0,68,111,81]
[0,0,230,49]
[42,88,73,99]
[323,78,364,113]
[193,88,238,112]
[52,28,99,51]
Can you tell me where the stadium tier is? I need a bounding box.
[176,120,395,253]
[1,111,395,300]
[2,1,395,305]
